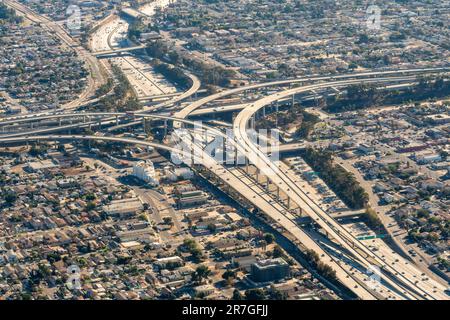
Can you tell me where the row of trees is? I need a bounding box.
[94,65,141,112]
[304,249,337,281]
[301,148,369,209]
[153,60,192,89]
[127,19,146,42]
[29,144,49,156]
[0,3,23,24]
[95,78,114,98]
[256,103,320,140]
[326,76,450,113]
[294,110,320,139]
[146,40,235,87]
[362,208,383,231]
[257,103,303,129]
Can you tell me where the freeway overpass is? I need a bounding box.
[138,92,182,101]
[174,67,449,125]
[92,45,147,57]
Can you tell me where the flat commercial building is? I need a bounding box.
[154,256,184,268]
[103,198,144,218]
[250,258,290,283]
[26,160,59,172]
[176,190,208,208]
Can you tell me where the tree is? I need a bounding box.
[85,193,96,201]
[86,202,96,211]
[244,288,266,300]
[163,216,173,226]
[181,239,204,262]
[316,262,337,280]
[268,287,287,300]
[263,233,275,244]
[305,249,320,264]
[416,209,430,219]
[3,189,17,204]
[117,256,132,265]
[207,223,217,233]
[439,150,449,161]
[222,270,236,286]
[357,34,370,44]
[192,265,211,284]
[272,245,283,258]
[232,289,243,300]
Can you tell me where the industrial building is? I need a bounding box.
[102,198,144,218]
[133,160,159,186]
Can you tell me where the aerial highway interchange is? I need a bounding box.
[1,0,449,301]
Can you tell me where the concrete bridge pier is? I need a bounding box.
[164,119,168,136]
[203,128,208,145]
[275,102,279,127]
